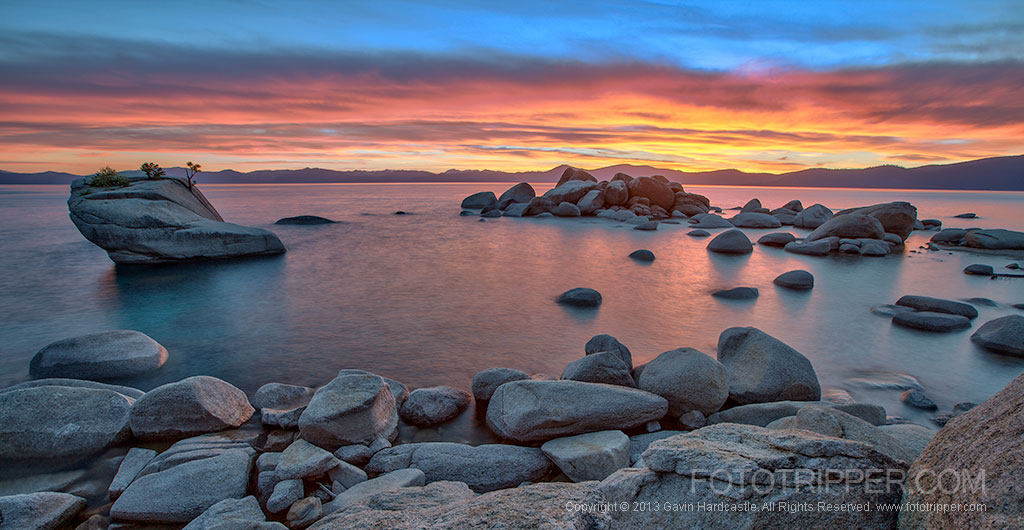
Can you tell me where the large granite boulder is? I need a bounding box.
[0,492,86,530]
[129,376,254,439]
[600,424,906,529]
[496,182,535,206]
[485,380,668,442]
[0,378,144,399]
[604,180,628,206]
[398,386,471,426]
[895,295,978,319]
[562,351,635,387]
[365,442,552,493]
[183,496,286,530]
[470,368,530,402]
[555,167,597,186]
[298,372,398,449]
[460,191,496,209]
[717,327,821,404]
[576,189,604,215]
[627,176,675,210]
[729,212,781,228]
[900,371,1024,529]
[540,430,629,481]
[29,330,168,380]
[835,202,917,240]
[964,228,1024,250]
[68,176,285,264]
[792,203,833,228]
[971,315,1024,355]
[0,385,133,460]
[806,214,885,241]
[706,229,753,254]
[707,400,887,427]
[584,334,632,370]
[542,180,599,206]
[636,348,728,416]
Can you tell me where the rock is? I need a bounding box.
[610,209,636,221]
[268,479,305,514]
[0,492,86,530]
[69,176,285,264]
[321,468,426,515]
[485,380,668,442]
[962,297,998,307]
[543,180,599,206]
[931,228,971,244]
[632,220,658,230]
[636,348,728,416]
[460,191,496,209]
[555,287,602,307]
[298,372,398,450]
[328,460,368,489]
[792,203,833,228]
[287,497,322,529]
[778,404,916,463]
[601,424,905,529]
[0,385,133,460]
[774,269,814,289]
[807,214,885,241]
[576,189,604,215]
[678,410,707,431]
[335,369,409,407]
[522,197,556,216]
[585,334,632,369]
[627,176,674,210]
[501,203,528,217]
[277,439,340,480]
[628,249,655,262]
[757,232,796,247]
[313,481,607,529]
[604,180,628,205]
[496,182,535,205]
[129,376,254,440]
[110,447,255,523]
[963,263,994,275]
[706,229,753,254]
[562,351,635,387]
[366,442,551,493]
[729,212,781,228]
[399,386,471,426]
[554,202,581,217]
[780,199,803,212]
[901,389,938,410]
[0,378,144,399]
[540,430,628,481]
[470,368,530,402]
[895,295,978,319]
[707,400,886,426]
[965,229,1024,250]
[183,496,285,529]
[860,240,889,256]
[899,371,1024,529]
[628,431,684,465]
[625,215,650,225]
[29,330,168,380]
[711,287,758,299]
[0,469,87,497]
[109,448,158,500]
[877,423,934,460]
[717,327,821,404]
[835,202,917,239]
[784,239,831,256]
[479,208,501,218]
[954,212,977,218]
[689,214,733,228]
[687,229,709,237]
[892,311,972,332]
[971,315,1024,355]
[555,167,597,186]
[740,198,762,212]
[275,215,336,225]
[252,383,315,411]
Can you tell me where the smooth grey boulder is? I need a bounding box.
[600,424,905,529]
[689,214,733,228]
[604,180,628,205]
[706,229,753,254]
[628,177,675,210]
[807,214,885,241]
[542,180,600,206]
[740,198,762,212]
[298,372,398,450]
[636,348,728,416]
[585,334,632,369]
[877,423,934,460]
[895,295,978,319]
[110,447,255,523]
[628,249,655,262]
[859,240,890,256]
[109,448,158,500]
[68,176,285,264]
[460,191,496,209]
[561,351,635,387]
[485,380,668,442]
[523,196,556,216]
[129,376,254,440]
[717,327,821,404]
[268,479,304,514]
[335,369,409,407]
[757,232,796,247]
[971,315,1024,356]
[541,430,629,481]
[687,229,710,237]
[576,189,604,214]
[29,330,168,380]
[0,492,86,530]
[501,202,528,217]
[964,228,1024,250]
[365,442,552,493]
[0,378,144,399]
[183,496,286,529]
[399,386,471,426]
[556,167,598,186]
[287,497,322,529]
[556,287,602,307]
[835,202,917,240]
[707,400,887,426]
[0,385,133,460]
[0,469,86,497]
[729,212,781,228]
[277,439,340,480]
[496,182,534,206]
[470,368,530,402]
[633,220,658,231]
[784,239,831,256]
[893,311,971,332]
[275,215,336,225]
[777,404,916,463]
[774,269,814,289]
[322,468,426,515]
[963,263,994,275]
[328,460,368,489]
[712,287,759,299]
[792,203,833,228]
[554,201,581,217]
[251,383,315,411]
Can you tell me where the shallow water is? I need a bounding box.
[1,183,1022,445]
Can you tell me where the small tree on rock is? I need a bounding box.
[90,166,129,188]
[140,162,165,179]
[184,161,201,189]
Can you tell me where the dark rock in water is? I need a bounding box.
[472,368,531,402]
[478,218,487,222]
[792,203,833,228]
[901,389,938,410]
[275,215,337,225]
[781,200,804,212]
[871,304,915,317]
[585,334,632,370]
[460,191,497,209]
[556,167,596,187]
[129,376,254,440]
[729,212,781,228]
[896,295,978,319]
[523,196,556,216]
[933,401,978,426]
[706,229,753,254]
[784,239,831,256]
[399,386,471,427]
[497,182,535,205]
[562,351,635,387]
[971,315,1024,356]
[393,211,407,215]
[834,201,917,240]
[954,212,977,218]
[633,221,658,231]
[892,311,972,332]
[480,209,502,218]
[1015,304,1024,311]
[807,214,885,241]
[963,264,994,276]
[627,176,675,210]
[556,288,602,307]
[965,228,1024,250]
[757,232,796,247]
[628,249,655,262]
[30,330,168,380]
[773,270,814,290]
[961,297,998,307]
[543,180,599,206]
[687,229,709,237]
[459,210,473,216]
[554,202,581,217]
[712,287,759,300]
[637,348,728,416]
[1007,263,1021,270]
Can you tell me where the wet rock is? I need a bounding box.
[470,368,530,402]
[628,249,655,262]
[901,389,938,410]
[729,212,781,228]
[556,287,602,307]
[860,240,890,256]
[687,229,710,237]
[298,372,399,450]
[29,330,168,380]
[275,215,336,225]
[954,212,977,218]
[774,269,814,289]
[627,176,675,210]
[971,315,1024,355]
[554,201,581,217]
[892,311,971,332]
[633,220,658,230]
[0,492,86,530]
[541,430,629,481]
[460,192,496,209]
[757,232,796,247]
[717,327,821,404]
[129,376,254,440]
[711,287,759,299]
[784,239,831,256]
[963,263,994,275]
[895,295,978,319]
[636,348,728,416]
[366,442,551,493]
[689,214,733,228]
[706,229,753,254]
[562,351,635,387]
[965,229,1024,250]
[399,386,471,426]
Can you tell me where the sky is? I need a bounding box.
[0,0,1022,174]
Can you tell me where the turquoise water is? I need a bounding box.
[0,183,1022,443]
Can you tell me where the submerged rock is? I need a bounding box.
[556,287,602,307]
[366,442,551,493]
[628,249,655,262]
[68,176,285,264]
[29,330,167,380]
[963,263,994,275]
[687,229,710,237]
[275,215,337,225]
[971,315,1024,356]
[784,239,831,256]
[901,389,938,410]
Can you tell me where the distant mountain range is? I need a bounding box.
[2,155,1022,190]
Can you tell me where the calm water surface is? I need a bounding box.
[1,183,1023,444]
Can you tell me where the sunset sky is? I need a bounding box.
[1,0,1022,174]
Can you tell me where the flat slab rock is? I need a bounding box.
[365,442,552,493]
[30,330,168,380]
[892,311,972,332]
[540,430,629,482]
[0,492,87,530]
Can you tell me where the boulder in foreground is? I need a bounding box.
[541,430,629,481]
[298,372,398,449]
[365,442,552,493]
[129,376,254,439]
[30,330,167,380]
[717,326,821,404]
[971,315,1024,355]
[0,492,86,530]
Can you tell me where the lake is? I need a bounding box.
[1,183,1022,444]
